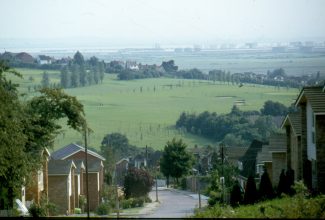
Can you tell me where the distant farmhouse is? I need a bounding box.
[37,55,53,65]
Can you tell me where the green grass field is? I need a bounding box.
[11,68,299,151]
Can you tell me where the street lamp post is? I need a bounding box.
[219,142,225,204]
[192,168,201,210]
[84,126,90,218]
[155,164,159,202]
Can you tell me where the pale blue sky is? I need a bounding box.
[1,0,325,47]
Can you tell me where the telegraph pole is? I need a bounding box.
[84,126,90,218]
[220,142,225,204]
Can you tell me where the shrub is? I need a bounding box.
[243,175,258,204]
[74,208,81,214]
[180,177,187,190]
[123,167,154,199]
[230,181,242,207]
[79,195,87,213]
[96,203,111,215]
[28,203,46,218]
[120,196,149,209]
[258,169,274,201]
[144,196,152,203]
[121,199,133,209]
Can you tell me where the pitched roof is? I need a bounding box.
[256,145,272,165]
[15,52,34,63]
[268,133,286,152]
[48,159,76,175]
[225,147,248,165]
[256,133,286,166]
[239,139,266,178]
[281,111,302,136]
[51,143,105,161]
[116,158,129,165]
[87,160,103,172]
[73,160,85,174]
[295,86,325,113]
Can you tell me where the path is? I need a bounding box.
[139,187,208,218]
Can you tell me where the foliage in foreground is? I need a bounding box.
[194,181,325,218]
[0,61,87,211]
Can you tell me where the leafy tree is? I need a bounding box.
[260,100,289,116]
[161,60,178,73]
[230,105,242,117]
[70,64,80,88]
[0,62,87,210]
[101,133,140,184]
[60,67,70,88]
[88,56,98,66]
[207,170,222,206]
[253,115,277,141]
[258,168,274,200]
[243,175,258,204]
[93,66,100,84]
[123,167,154,199]
[41,71,50,88]
[73,51,85,66]
[79,64,87,86]
[267,68,286,79]
[98,61,105,83]
[160,138,194,186]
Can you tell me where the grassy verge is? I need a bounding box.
[193,195,325,218]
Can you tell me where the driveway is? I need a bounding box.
[139,187,208,218]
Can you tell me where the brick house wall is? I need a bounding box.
[48,176,69,215]
[65,152,104,193]
[272,152,287,187]
[316,115,325,193]
[291,131,302,181]
[70,168,75,214]
[43,159,48,198]
[264,162,272,185]
[83,172,99,211]
[74,175,80,208]
[25,151,49,206]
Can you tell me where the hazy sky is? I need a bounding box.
[1,0,325,47]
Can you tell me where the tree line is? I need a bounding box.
[175,101,293,147]
[60,51,105,88]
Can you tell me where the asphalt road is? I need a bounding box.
[139,188,208,218]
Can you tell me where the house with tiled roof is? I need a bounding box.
[24,148,50,209]
[48,160,76,215]
[51,143,105,211]
[51,143,105,161]
[255,133,287,187]
[225,146,248,166]
[238,140,266,189]
[37,55,53,65]
[291,85,325,192]
[115,158,129,187]
[281,111,303,181]
[73,160,85,210]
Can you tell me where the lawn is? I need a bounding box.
[12,68,298,151]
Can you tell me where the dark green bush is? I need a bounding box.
[121,198,133,209]
[28,203,46,217]
[95,203,111,215]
